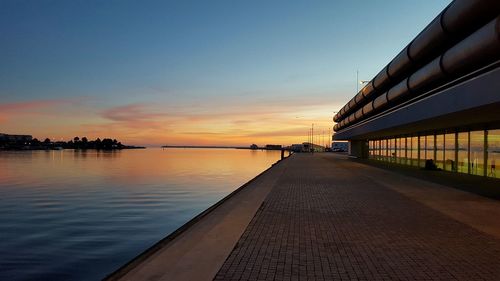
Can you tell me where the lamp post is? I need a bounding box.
[322,130,325,150]
[312,123,314,144]
[356,70,370,93]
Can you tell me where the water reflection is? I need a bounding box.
[0,148,280,281]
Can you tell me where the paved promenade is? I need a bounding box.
[214,153,500,281]
[112,153,500,281]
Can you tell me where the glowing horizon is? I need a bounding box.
[0,97,340,147]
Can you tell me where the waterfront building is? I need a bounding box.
[0,133,33,143]
[265,144,282,150]
[291,144,305,152]
[296,142,325,152]
[333,0,500,179]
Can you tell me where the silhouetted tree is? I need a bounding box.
[101,138,113,149]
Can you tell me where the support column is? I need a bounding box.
[349,140,369,158]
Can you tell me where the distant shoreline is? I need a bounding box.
[0,146,146,151]
[161,145,259,150]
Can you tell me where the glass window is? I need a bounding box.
[400,137,407,164]
[444,133,456,172]
[487,129,500,178]
[369,140,373,158]
[389,138,396,162]
[395,138,401,163]
[419,136,426,167]
[378,139,382,160]
[407,137,412,165]
[410,136,418,166]
[425,135,435,161]
[381,139,387,161]
[435,134,444,169]
[470,131,485,176]
[457,132,469,174]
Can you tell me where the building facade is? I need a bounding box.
[0,133,33,143]
[333,0,500,179]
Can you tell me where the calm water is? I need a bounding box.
[0,148,280,281]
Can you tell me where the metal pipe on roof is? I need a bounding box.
[333,0,500,125]
[334,15,500,132]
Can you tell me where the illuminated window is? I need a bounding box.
[380,139,386,160]
[410,136,418,166]
[419,136,426,167]
[444,133,456,172]
[425,135,435,162]
[378,139,382,160]
[487,129,500,179]
[436,134,444,169]
[389,138,396,162]
[369,140,373,158]
[395,138,401,163]
[400,137,407,164]
[470,130,485,176]
[457,132,469,174]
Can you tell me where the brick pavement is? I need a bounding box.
[214,153,500,281]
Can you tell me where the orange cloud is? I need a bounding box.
[245,127,312,138]
[101,103,170,122]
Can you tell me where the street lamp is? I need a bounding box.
[356,70,370,93]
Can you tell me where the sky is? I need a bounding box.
[0,0,450,146]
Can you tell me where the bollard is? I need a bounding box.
[281,149,285,160]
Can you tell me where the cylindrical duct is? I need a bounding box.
[373,93,389,111]
[362,102,374,117]
[408,57,446,94]
[387,79,410,103]
[442,16,500,77]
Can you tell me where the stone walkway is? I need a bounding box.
[214,153,500,281]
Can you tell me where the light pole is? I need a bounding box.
[356,70,370,93]
[329,127,332,148]
[322,130,325,150]
[311,123,314,153]
[312,123,314,144]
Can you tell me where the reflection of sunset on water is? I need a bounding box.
[0,148,281,280]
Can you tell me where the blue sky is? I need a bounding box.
[0,0,450,145]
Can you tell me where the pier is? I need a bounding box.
[108,153,500,281]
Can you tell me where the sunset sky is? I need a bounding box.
[0,0,450,146]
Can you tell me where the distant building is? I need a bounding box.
[0,133,33,143]
[265,144,282,150]
[291,144,305,152]
[292,143,325,152]
[250,144,259,150]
